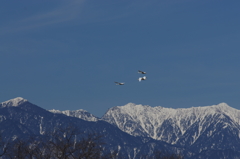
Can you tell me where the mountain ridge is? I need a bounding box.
[101,102,240,155]
[49,109,99,122]
[0,97,28,107]
[2,97,240,158]
[0,97,191,158]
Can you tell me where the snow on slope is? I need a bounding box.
[0,97,27,107]
[102,102,240,145]
[49,109,98,122]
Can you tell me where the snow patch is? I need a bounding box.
[49,109,98,122]
[1,97,27,107]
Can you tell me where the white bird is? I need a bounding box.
[115,82,124,85]
[138,70,146,74]
[138,76,147,82]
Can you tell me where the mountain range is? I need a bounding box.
[1,97,240,158]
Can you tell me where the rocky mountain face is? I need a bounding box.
[101,103,240,158]
[0,97,187,158]
[1,97,240,158]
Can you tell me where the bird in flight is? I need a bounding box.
[138,76,147,82]
[115,82,125,85]
[138,70,146,74]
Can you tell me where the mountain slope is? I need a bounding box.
[3,97,240,158]
[102,103,240,153]
[0,97,187,158]
[49,109,98,121]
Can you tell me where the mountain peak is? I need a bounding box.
[1,97,28,107]
[123,103,154,108]
[216,102,230,107]
[124,102,137,106]
[205,102,232,112]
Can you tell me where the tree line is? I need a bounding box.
[0,126,183,159]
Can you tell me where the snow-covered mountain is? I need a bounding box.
[2,97,240,158]
[102,103,240,153]
[0,97,27,107]
[49,109,98,122]
[0,97,187,159]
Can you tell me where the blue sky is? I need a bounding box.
[1,0,240,117]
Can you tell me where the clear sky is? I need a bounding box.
[1,0,240,117]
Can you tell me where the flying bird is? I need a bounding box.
[138,76,147,82]
[138,70,146,74]
[115,82,124,85]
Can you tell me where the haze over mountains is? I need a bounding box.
[1,97,240,159]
